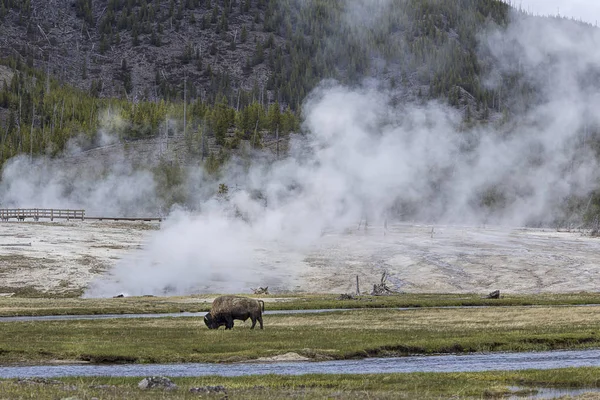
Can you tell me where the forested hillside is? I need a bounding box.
[0,0,510,106]
[0,1,599,204]
[0,0,521,166]
[1,0,600,225]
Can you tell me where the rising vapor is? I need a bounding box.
[2,6,599,296]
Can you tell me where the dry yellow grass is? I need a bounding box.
[267,306,600,331]
[0,305,600,363]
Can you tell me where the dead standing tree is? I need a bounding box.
[371,271,397,296]
[251,286,269,295]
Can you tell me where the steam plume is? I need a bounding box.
[3,8,600,296]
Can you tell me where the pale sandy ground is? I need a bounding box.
[1,221,600,296]
[0,221,157,295]
[300,223,600,294]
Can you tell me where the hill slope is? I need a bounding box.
[0,0,599,227]
[0,0,511,110]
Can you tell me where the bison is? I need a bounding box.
[204,296,265,330]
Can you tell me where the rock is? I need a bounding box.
[337,293,355,300]
[113,294,125,298]
[138,376,177,390]
[485,290,501,299]
[189,385,227,394]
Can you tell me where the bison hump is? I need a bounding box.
[211,296,261,316]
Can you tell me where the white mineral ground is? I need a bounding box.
[1,221,600,296]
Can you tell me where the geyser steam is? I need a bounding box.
[3,7,600,296]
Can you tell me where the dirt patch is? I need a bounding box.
[253,352,310,362]
[0,255,45,271]
[77,354,138,364]
[90,244,130,250]
[48,359,91,365]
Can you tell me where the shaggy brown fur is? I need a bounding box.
[204,296,264,330]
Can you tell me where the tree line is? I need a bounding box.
[0,56,299,167]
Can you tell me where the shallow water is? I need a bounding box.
[508,386,600,399]
[0,309,352,322]
[1,349,600,378]
[3,304,600,323]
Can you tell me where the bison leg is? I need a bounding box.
[250,317,257,329]
[224,316,234,330]
[258,315,263,329]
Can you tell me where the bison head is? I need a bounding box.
[204,313,218,329]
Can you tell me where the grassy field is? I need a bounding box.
[3,292,600,316]
[0,295,215,317]
[2,293,600,399]
[1,306,600,364]
[2,368,600,399]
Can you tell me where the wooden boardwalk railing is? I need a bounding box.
[85,216,162,222]
[0,209,162,222]
[0,208,84,221]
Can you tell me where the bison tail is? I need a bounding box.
[258,299,265,312]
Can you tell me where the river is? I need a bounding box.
[0,349,599,378]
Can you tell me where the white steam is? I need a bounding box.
[0,154,159,217]
[2,10,600,296]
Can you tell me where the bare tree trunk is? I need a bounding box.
[46,56,50,94]
[51,103,57,137]
[183,76,187,138]
[252,120,259,148]
[41,115,45,150]
[30,104,35,162]
[201,120,206,161]
[59,98,65,130]
[0,125,4,162]
[89,101,94,127]
[165,119,169,151]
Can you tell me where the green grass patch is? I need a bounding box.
[1,306,600,364]
[264,292,600,310]
[0,286,85,299]
[4,292,600,316]
[2,368,600,399]
[0,295,214,316]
